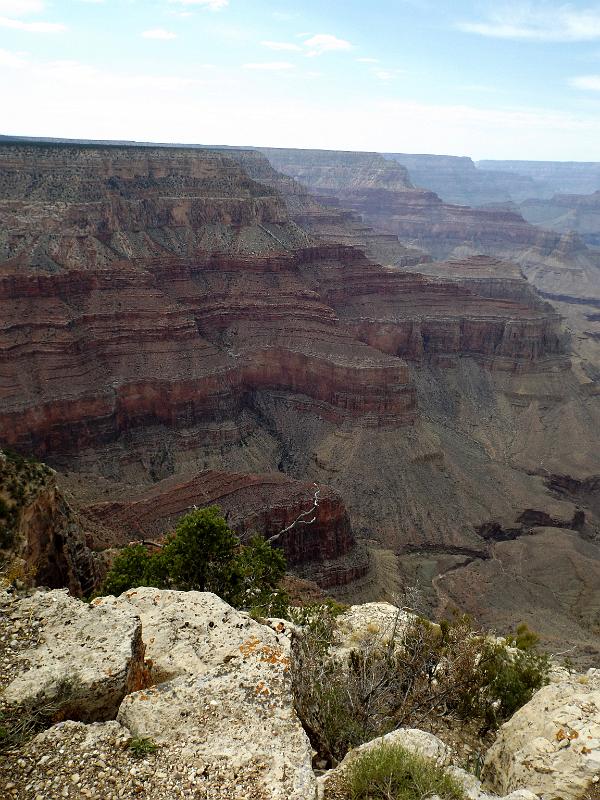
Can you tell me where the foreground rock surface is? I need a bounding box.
[96,588,288,682]
[0,588,315,800]
[482,669,600,800]
[0,589,144,721]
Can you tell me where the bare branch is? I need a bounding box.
[267,483,320,545]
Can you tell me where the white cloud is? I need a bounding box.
[0,46,28,65]
[0,15,65,31]
[303,33,352,57]
[0,0,44,14]
[570,74,600,90]
[242,61,294,70]
[260,33,353,58]
[142,28,177,40]
[373,69,399,82]
[167,0,228,9]
[261,40,302,51]
[458,5,600,42]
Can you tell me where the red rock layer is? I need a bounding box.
[0,247,417,456]
[84,469,358,571]
[0,145,568,460]
[298,248,569,373]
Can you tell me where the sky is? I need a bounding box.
[2,1,600,160]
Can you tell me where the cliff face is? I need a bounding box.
[0,450,99,595]
[477,159,600,196]
[0,143,311,272]
[263,147,600,380]
[519,191,600,247]
[260,148,414,193]
[229,148,428,268]
[259,147,563,258]
[0,248,418,458]
[84,469,365,586]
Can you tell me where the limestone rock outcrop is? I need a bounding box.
[0,589,145,722]
[482,669,600,799]
[331,601,411,655]
[0,587,315,800]
[96,588,286,683]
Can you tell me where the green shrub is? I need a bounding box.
[511,622,540,651]
[287,599,348,649]
[326,742,465,800]
[99,507,288,614]
[158,507,240,594]
[457,640,549,728]
[292,608,550,764]
[100,544,153,596]
[230,534,288,617]
[128,737,158,759]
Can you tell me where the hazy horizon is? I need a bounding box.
[2,0,600,160]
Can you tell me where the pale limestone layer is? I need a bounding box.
[1,589,144,721]
[482,670,600,800]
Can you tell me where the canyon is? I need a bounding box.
[386,154,600,206]
[1,140,599,662]
[264,147,600,384]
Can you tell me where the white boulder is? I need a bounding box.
[333,601,412,654]
[482,669,600,800]
[1,589,145,721]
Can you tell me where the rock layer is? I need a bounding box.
[84,469,366,586]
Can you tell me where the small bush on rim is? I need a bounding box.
[324,741,466,800]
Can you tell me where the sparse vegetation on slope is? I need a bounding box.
[0,450,53,550]
[292,607,549,765]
